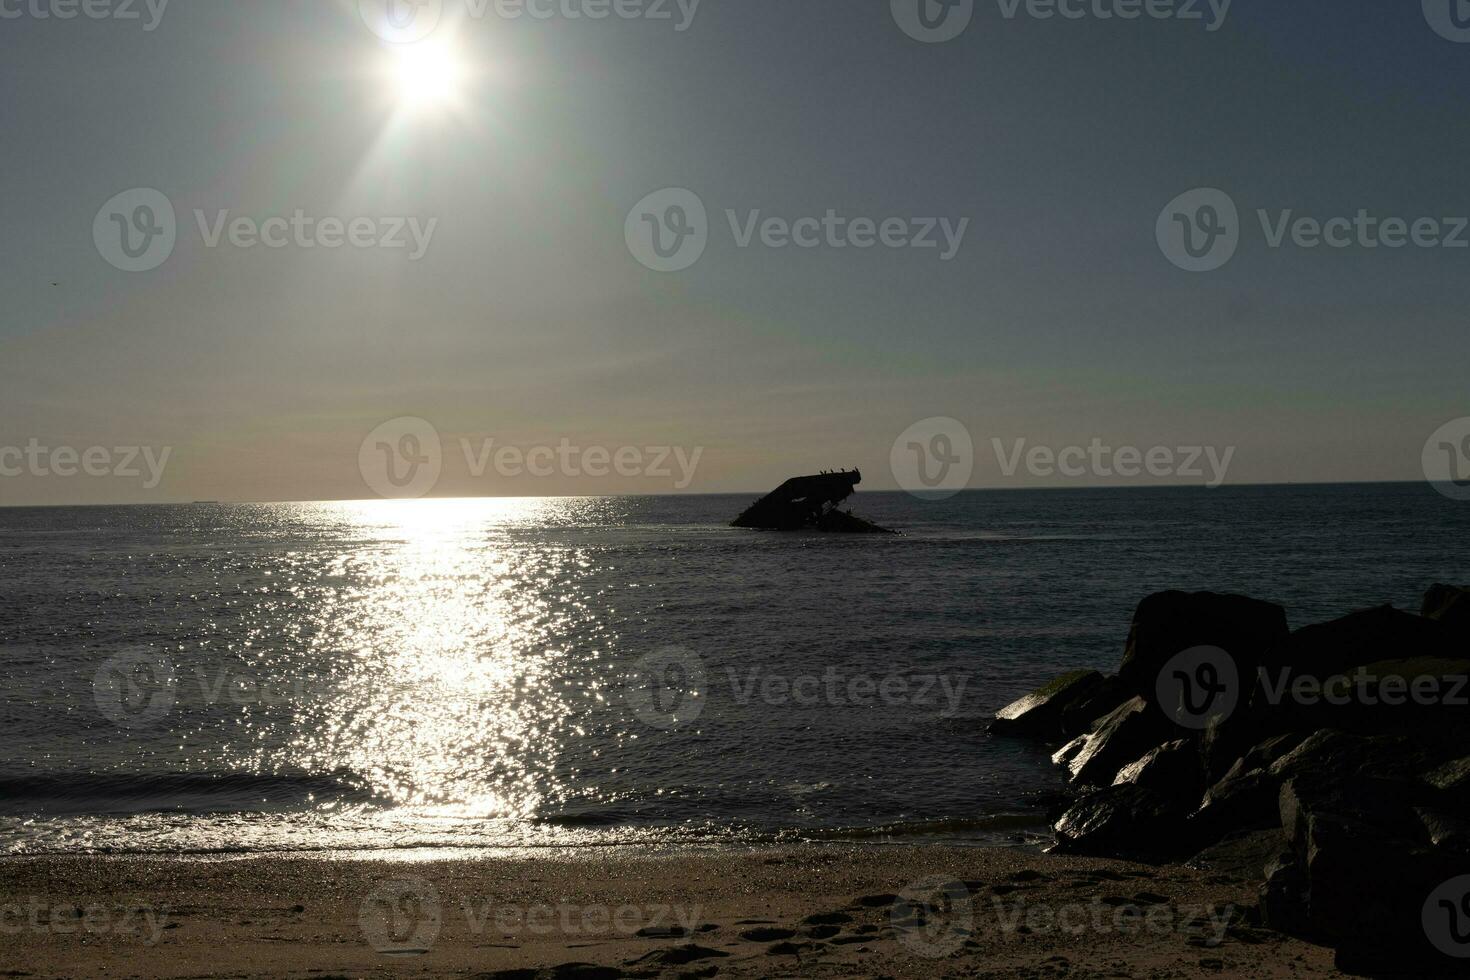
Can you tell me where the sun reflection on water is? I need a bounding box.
[282,498,593,822]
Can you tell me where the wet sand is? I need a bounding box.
[0,846,1346,978]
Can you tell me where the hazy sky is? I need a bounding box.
[3,0,1469,504]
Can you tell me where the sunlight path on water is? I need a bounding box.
[267,499,597,824]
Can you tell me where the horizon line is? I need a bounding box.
[0,479,1437,510]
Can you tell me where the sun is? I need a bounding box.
[386,39,466,113]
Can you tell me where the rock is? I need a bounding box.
[1426,755,1470,807]
[1061,696,1174,787]
[1058,674,1130,738]
[1416,808,1470,854]
[1263,772,1470,972]
[1051,784,1197,860]
[1190,766,1280,848]
[739,926,795,942]
[1113,738,1204,797]
[1269,605,1456,678]
[1051,734,1088,769]
[1188,828,1286,879]
[1278,775,1425,855]
[1257,853,1309,937]
[1192,732,1421,852]
[1268,729,1430,786]
[1201,724,1306,786]
[1117,591,1289,699]
[1252,655,1470,749]
[1422,583,1470,634]
[990,670,1106,739]
[1201,608,1458,778]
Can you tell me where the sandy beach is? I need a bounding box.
[0,845,1346,978]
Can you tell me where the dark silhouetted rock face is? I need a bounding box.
[1060,696,1172,788]
[1001,586,1470,969]
[1269,605,1456,677]
[1112,739,1202,797]
[1423,582,1470,634]
[1270,774,1470,975]
[1201,607,1462,779]
[1051,783,1195,860]
[1117,590,1289,699]
[990,670,1105,739]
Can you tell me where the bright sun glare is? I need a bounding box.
[387,40,465,112]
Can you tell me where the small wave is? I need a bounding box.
[0,770,385,817]
[801,813,1050,843]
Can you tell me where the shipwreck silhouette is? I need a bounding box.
[731,469,894,533]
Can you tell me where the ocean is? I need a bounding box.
[0,483,1464,857]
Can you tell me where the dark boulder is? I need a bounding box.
[1188,827,1287,879]
[1051,783,1197,860]
[1427,756,1470,809]
[1423,583,1470,638]
[1117,590,1289,700]
[1202,639,1462,781]
[1190,766,1280,847]
[1257,853,1309,937]
[1192,731,1423,854]
[1245,656,1470,758]
[1112,739,1204,798]
[1060,696,1173,788]
[1272,775,1470,974]
[1278,775,1426,854]
[1268,729,1425,786]
[1058,674,1130,738]
[1417,808,1470,855]
[1268,605,1457,678]
[990,670,1105,740]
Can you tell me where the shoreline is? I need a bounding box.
[0,844,1345,978]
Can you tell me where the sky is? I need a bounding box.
[2,0,1469,504]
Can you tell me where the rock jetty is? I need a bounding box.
[993,584,1470,974]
